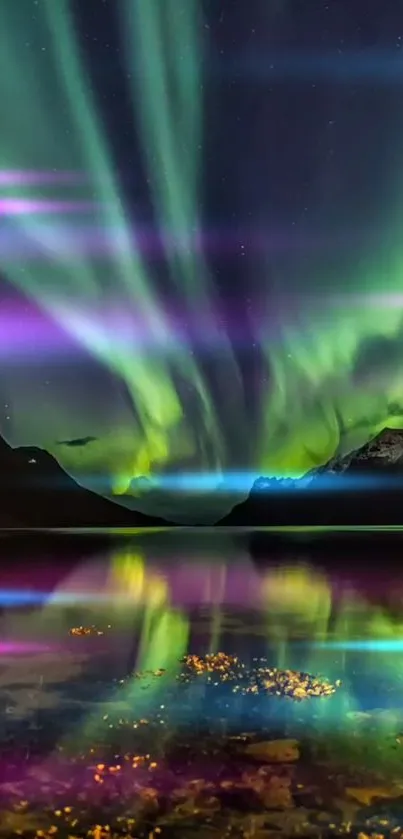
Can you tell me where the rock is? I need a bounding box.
[260,775,294,809]
[345,712,373,723]
[244,739,300,763]
[346,785,403,806]
[0,810,45,834]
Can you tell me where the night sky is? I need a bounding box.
[1,0,403,522]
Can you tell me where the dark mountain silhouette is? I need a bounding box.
[0,434,170,528]
[218,427,403,526]
[4,426,403,529]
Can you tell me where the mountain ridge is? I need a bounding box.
[218,427,403,526]
[2,426,403,528]
[0,433,170,528]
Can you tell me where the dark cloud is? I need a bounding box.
[56,437,98,447]
[353,332,403,384]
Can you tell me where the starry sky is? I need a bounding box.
[2,0,403,522]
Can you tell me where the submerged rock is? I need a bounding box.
[244,739,300,763]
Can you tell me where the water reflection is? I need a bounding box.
[1,532,403,713]
[1,530,403,835]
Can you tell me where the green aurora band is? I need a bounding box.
[1,1,403,520]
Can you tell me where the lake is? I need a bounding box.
[1,527,403,837]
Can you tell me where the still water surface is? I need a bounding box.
[1,528,403,836]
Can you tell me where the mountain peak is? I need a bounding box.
[0,433,170,528]
[323,426,403,474]
[218,426,403,526]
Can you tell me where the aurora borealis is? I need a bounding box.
[2,0,403,522]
